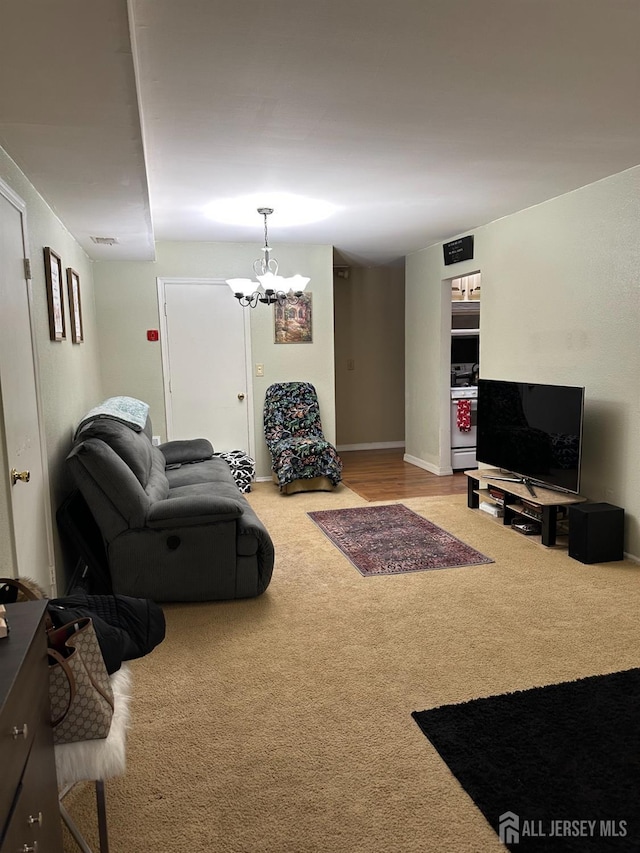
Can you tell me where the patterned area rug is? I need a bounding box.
[307,504,493,576]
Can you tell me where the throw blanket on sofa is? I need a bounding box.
[75,396,150,437]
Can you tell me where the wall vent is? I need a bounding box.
[90,236,119,245]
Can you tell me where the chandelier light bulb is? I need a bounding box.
[226,208,310,308]
[226,278,261,297]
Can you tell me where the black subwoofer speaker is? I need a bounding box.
[568,502,624,564]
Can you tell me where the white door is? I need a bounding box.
[0,181,54,592]
[159,279,253,452]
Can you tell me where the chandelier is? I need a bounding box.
[226,207,310,307]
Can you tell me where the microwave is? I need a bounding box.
[451,333,479,365]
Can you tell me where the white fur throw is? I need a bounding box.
[55,664,132,786]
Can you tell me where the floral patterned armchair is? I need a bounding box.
[263,382,343,495]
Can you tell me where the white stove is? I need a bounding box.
[451,385,478,470]
[451,386,478,400]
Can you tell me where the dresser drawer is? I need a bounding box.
[0,729,59,853]
[0,602,62,853]
[0,626,45,830]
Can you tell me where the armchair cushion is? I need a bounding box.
[164,457,236,489]
[159,438,214,466]
[264,382,342,491]
[76,418,158,489]
[146,494,244,528]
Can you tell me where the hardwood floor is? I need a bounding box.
[339,448,468,502]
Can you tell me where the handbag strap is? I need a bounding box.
[47,647,77,727]
[0,577,41,603]
[48,618,115,712]
[70,619,115,711]
[47,616,92,650]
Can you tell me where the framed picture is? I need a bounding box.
[43,247,65,341]
[66,267,84,343]
[274,292,313,343]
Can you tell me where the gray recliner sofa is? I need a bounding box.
[65,400,274,602]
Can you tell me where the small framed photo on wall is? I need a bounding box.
[66,267,84,343]
[274,292,313,343]
[43,247,65,341]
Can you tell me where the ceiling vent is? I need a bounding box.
[90,236,119,245]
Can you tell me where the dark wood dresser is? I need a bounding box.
[0,600,63,852]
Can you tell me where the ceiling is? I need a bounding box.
[1,0,639,265]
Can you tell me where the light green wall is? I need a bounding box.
[0,147,103,587]
[93,241,335,478]
[334,266,405,447]
[4,136,638,569]
[405,249,455,473]
[406,165,640,558]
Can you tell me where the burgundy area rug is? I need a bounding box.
[307,504,493,576]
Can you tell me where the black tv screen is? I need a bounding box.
[476,379,585,494]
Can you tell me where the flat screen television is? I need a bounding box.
[476,379,585,494]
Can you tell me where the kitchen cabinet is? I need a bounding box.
[451,272,481,302]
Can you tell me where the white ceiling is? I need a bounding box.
[1,0,639,265]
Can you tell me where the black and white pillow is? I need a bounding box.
[212,450,255,493]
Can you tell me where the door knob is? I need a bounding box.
[10,468,30,485]
[237,393,245,401]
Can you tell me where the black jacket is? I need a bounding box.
[48,591,166,674]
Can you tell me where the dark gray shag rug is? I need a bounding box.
[412,668,640,851]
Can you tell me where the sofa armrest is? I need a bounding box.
[146,494,244,528]
[159,438,214,465]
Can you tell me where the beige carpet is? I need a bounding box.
[61,483,640,852]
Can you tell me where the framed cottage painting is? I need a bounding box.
[274,293,313,344]
[66,267,84,343]
[43,247,66,341]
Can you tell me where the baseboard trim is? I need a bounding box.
[403,453,453,477]
[337,441,406,452]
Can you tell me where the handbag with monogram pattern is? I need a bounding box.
[47,617,114,744]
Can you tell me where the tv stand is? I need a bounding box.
[487,474,537,497]
[464,468,587,547]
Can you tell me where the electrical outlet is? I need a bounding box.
[255,363,264,377]
[347,358,355,371]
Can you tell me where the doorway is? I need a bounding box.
[442,271,481,474]
[0,179,55,592]
[158,278,254,454]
